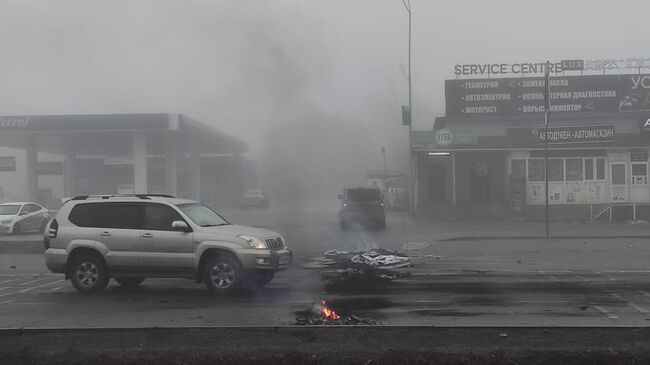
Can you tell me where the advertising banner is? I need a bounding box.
[536,125,615,144]
[445,74,650,117]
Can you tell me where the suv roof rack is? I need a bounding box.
[69,194,176,201]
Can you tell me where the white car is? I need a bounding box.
[0,202,50,234]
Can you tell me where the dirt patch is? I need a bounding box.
[3,327,650,365]
[2,349,649,365]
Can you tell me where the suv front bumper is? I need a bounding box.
[239,247,292,271]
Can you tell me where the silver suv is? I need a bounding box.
[44,195,292,294]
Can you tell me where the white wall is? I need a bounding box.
[0,147,27,202]
[0,146,64,204]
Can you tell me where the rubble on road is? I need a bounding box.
[295,300,377,326]
[295,313,376,326]
[305,248,413,283]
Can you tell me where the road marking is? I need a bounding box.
[639,290,650,298]
[547,275,559,281]
[0,278,21,285]
[20,278,50,286]
[50,286,66,292]
[18,280,66,293]
[610,293,649,314]
[0,299,14,305]
[593,305,619,320]
[511,300,577,303]
[0,279,66,297]
[603,270,650,273]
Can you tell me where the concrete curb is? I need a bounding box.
[2,325,650,334]
[438,235,650,242]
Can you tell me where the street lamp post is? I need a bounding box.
[401,0,414,216]
[544,60,551,239]
[381,146,387,193]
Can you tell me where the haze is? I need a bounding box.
[0,0,647,198]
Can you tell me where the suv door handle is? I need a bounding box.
[141,233,153,238]
[99,231,111,237]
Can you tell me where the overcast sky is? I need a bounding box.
[0,0,648,169]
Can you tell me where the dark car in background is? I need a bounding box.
[338,187,385,230]
[240,190,269,209]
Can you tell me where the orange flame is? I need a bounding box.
[320,299,340,320]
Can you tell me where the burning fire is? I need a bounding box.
[320,299,340,320]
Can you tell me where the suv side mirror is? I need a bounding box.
[337,194,343,200]
[171,221,191,232]
[19,211,28,216]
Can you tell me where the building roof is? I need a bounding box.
[0,113,247,155]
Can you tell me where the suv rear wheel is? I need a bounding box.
[69,254,110,294]
[115,277,145,287]
[204,255,242,294]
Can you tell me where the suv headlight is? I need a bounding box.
[238,235,267,249]
[1,219,12,224]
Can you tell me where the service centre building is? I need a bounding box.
[412,65,650,221]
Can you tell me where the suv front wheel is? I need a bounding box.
[69,254,110,294]
[204,255,242,294]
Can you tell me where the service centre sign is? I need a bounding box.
[537,125,615,144]
[454,58,650,76]
[454,62,564,76]
[446,74,650,117]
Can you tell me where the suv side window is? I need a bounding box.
[144,203,184,231]
[69,203,102,227]
[100,203,144,229]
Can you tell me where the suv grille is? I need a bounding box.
[265,238,284,250]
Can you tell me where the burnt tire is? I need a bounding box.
[204,255,242,294]
[254,270,274,287]
[115,277,145,287]
[69,254,109,294]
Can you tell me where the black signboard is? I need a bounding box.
[537,125,615,144]
[446,74,650,117]
[561,59,584,71]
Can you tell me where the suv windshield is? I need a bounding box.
[0,205,21,215]
[176,203,229,227]
[347,189,380,202]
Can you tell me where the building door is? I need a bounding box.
[609,162,628,203]
[631,162,649,203]
[428,165,446,203]
[471,161,490,203]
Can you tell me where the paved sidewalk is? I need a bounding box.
[391,213,650,241]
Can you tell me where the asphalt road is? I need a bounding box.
[2,201,650,328]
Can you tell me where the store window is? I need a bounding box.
[611,164,626,185]
[565,159,583,181]
[0,157,16,172]
[527,159,545,182]
[548,159,564,182]
[632,164,648,185]
[596,159,605,180]
[584,158,605,181]
[511,159,526,179]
